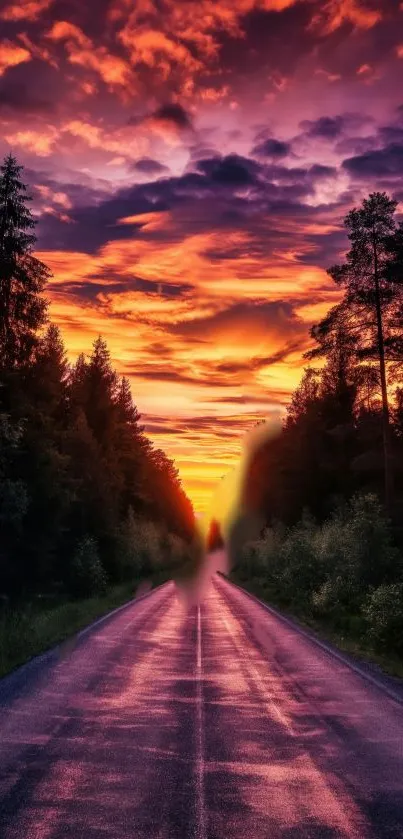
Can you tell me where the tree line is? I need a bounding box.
[0,154,195,601]
[241,192,403,528]
[230,192,403,660]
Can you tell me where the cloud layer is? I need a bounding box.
[2,0,403,510]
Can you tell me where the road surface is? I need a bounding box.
[1,570,403,838]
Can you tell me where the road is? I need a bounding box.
[1,569,403,838]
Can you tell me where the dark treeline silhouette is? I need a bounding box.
[0,154,195,600]
[233,192,403,662]
[242,192,403,528]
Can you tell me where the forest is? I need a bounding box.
[0,153,196,624]
[230,192,403,669]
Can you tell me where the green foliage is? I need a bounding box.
[0,414,28,527]
[0,583,142,678]
[236,494,403,656]
[363,584,403,654]
[70,536,106,598]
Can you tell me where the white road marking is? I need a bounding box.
[76,581,171,640]
[195,604,206,839]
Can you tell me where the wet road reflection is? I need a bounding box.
[1,572,403,838]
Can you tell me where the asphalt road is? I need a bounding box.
[1,569,403,839]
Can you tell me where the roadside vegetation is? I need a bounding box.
[0,528,202,678]
[229,192,403,677]
[232,494,403,676]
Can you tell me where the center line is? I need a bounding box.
[195,604,206,839]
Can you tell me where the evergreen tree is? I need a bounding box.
[83,336,118,447]
[0,413,28,594]
[321,193,400,510]
[0,154,49,371]
[31,324,69,420]
[116,376,141,428]
[69,352,88,414]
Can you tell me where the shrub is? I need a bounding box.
[70,536,106,598]
[234,493,403,639]
[363,583,403,654]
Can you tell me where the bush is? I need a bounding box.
[70,536,106,598]
[277,524,322,611]
[234,493,403,641]
[363,584,403,654]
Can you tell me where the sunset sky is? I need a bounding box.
[1,0,403,512]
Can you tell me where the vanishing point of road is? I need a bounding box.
[1,561,403,838]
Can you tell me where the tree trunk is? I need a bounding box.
[372,230,393,512]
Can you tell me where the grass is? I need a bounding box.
[0,578,162,680]
[231,574,403,681]
[0,544,200,681]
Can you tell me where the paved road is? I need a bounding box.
[1,571,403,839]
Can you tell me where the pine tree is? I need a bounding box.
[32,324,69,419]
[323,192,400,510]
[83,336,118,446]
[116,376,141,428]
[0,154,50,370]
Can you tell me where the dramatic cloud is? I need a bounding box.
[309,0,383,34]
[132,157,171,175]
[47,21,135,95]
[252,138,291,158]
[151,104,194,132]
[2,0,402,510]
[0,41,31,76]
[343,143,403,177]
[301,116,346,139]
[0,0,53,22]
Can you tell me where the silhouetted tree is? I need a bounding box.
[0,154,49,373]
[324,193,400,510]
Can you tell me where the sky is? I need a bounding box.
[1,0,403,513]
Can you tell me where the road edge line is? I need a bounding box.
[0,580,171,695]
[76,580,172,640]
[220,574,403,707]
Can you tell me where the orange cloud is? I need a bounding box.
[112,0,301,96]
[119,27,203,76]
[310,0,382,34]
[47,21,136,95]
[0,41,31,76]
[4,128,57,155]
[0,0,53,21]
[70,49,134,91]
[199,85,230,102]
[61,119,148,158]
[42,207,74,224]
[47,21,90,48]
[18,32,59,69]
[36,184,72,209]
